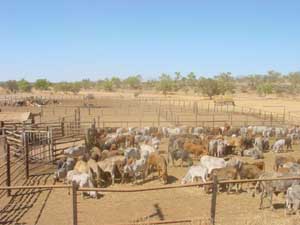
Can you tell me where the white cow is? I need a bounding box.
[200,156,226,175]
[181,165,208,184]
[272,139,285,152]
[139,144,156,159]
[151,137,161,150]
[124,157,147,184]
[97,155,125,185]
[66,170,97,198]
[64,146,85,157]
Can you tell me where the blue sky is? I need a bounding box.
[0,0,300,82]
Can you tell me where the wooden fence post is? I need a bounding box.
[210,175,218,225]
[158,107,161,127]
[72,181,78,225]
[25,132,29,179]
[77,107,81,134]
[61,117,65,137]
[6,142,11,196]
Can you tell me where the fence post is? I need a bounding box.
[6,141,11,196]
[158,107,161,127]
[24,132,29,179]
[61,117,65,137]
[77,107,81,134]
[210,175,218,225]
[72,181,78,225]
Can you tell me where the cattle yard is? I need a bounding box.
[1,95,300,225]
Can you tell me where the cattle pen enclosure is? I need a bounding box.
[1,95,300,225]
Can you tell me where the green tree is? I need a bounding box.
[34,79,51,90]
[265,70,282,83]
[215,72,235,94]
[198,78,220,99]
[4,80,18,93]
[69,82,81,94]
[103,79,113,91]
[80,79,94,89]
[246,74,263,90]
[186,72,197,91]
[17,79,32,92]
[173,72,182,91]
[124,75,141,89]
[288,72,300,92]
[111,76,121,88]
[157,74,174,95]
[256,83,273,96]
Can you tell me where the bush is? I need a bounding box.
[34,79,51,90]
[17,79,32,92]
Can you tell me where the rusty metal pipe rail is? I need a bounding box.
[78,176,300,192]
[1,176,300,192]
[0,184,71,190]
[104,218,204,225]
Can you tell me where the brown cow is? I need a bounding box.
[126,135,135,147]
[277,167,290,174]
[206,167,238,193]
[238,163,264,192]
[245,161,265,171]
[145,153,168,184]
[274,155,296,171]
[100,150,121,161]
[183,142,208,157]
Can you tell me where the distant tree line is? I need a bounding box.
[1,71,300,97]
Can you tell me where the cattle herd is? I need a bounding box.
[53,124,300,215]
[0,96,60,107]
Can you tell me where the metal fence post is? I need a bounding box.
[72,181,78,225]
[210,175,218,225]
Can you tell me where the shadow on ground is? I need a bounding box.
[0,174,53,225]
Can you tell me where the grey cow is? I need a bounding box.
[53,157,76,182]
[286,184,300,215]
[169,149,193,167]
[253,172,300,210]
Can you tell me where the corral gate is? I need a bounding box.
[1,129,54,195]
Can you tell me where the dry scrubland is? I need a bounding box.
[1,91,300,225]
